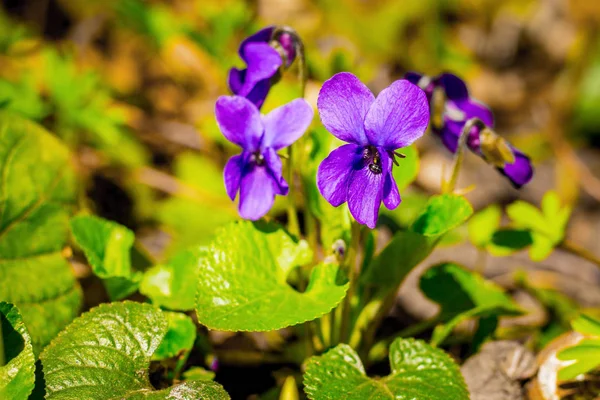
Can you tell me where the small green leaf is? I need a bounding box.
[506,191,571,261]
[468,205,501,248]
[0,302,35,399]
[152,312,196,361]
[420,263,522,346]
[70,215,142,300]
[140,247,204,310]
[572,314,600,336]
[303,338,469,400]
[392,145,419,191]
[360,230,435,300]
[182,367,215,382]
[195,221,348,331]
[40,302,229,400]
[557,339,600,381]
[488,229,533,255]
[411,194,473,237]
[0,112,82,353]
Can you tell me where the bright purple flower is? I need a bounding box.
[215,95,313,220]
[317,72,429,229]
[228,27,297,109]
[406,72,534,188]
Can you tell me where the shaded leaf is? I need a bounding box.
[70,214,142,300]
[195,221,347,331]
[303,338,469,400]
[0,302,35,399]
[0,112,81,353]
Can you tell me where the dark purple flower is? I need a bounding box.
[317,72,429,229]
[406,72,534,188]
[228,27,298,109]
[215,95,313,220]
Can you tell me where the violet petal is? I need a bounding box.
[317,72,374,145]
[500,147,534,188]
[364,79,429,150]
[262,98,313,150]
[264,147,289,195]
[317,143,362,207]
[239,26,275,60]
[215,96,263,150]
[239,42,282,95]
[238,165,277,220]
[223,153,245,200]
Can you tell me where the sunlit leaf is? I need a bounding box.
[411,194,473,236]
[303,338,469,400]
[467,205,501,248]
[0,302,35,399]
[392,145,419,191]
[195,221,347,331]
[40,302,229,399]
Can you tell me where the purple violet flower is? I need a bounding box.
[317,72,429,229]
[215,95,313,220]
[228,26,297,109]
[406,72,534,188]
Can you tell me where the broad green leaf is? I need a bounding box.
[0,302,35,399]
[391,145,419,191]
[140,247,204,310]
[506,191,571,261]
[0,112,82,353]
[152,312,196,361]
[303,338,469,400]
[488,229,533,256]
[411,194,473,237]
[420,263,522,346]
[70,215,141,300]
[195,221,347,331]
[467,205,501,248]
[572,314,600,336]
[359,230,435,300]
[40,302,229,400]
[557,339,600,381]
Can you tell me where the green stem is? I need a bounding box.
[286,145,300,237]
[443,117,484,193]
[328,307,337,347]
[559,239,600,270]
[339,222,362,344]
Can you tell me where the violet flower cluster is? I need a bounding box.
[405,72,534,188]
[217,27,311,221]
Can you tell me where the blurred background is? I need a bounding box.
[2,0,600,396]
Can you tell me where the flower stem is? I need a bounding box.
[285,146,300,237]
[559,239,600,270]
[443,117,484,193]
[339,221,362,344]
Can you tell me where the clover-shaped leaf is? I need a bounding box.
[468,205,501,248]
[195,221,347,331]
[557,314,600,381]
[70,215,142,300]
[40,302,229,399]
[303,338,469,400]
[506,191,571,261]
[0,302,35,399]
[420,263,522,347]
[0,112,82,353]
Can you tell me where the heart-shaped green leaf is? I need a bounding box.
[303,338,469,400]
[0,302,35,399]
[0,112,82,353]
[411,194,473,237]
[140,247,205,311]
[420,263,522,346]
[70,214,142,300]
[40,301,229,399]
[195,221,348,331]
